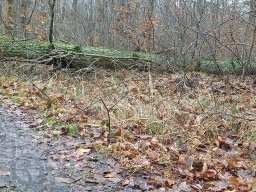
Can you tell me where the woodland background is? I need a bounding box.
[0,1,255,191]
[1,0,256,72]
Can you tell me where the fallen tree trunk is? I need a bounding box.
[0,36,156,69]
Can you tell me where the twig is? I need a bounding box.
[179,109,256,122]
[30,81,52,102]
[109,91,129,110]
[114,167,141,190]
[210,82,217,108]
[101,99,111,134]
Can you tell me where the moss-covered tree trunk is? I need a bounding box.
[0,36,153,70]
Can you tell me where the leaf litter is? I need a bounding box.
[0,64,255,191]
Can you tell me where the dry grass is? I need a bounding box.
[0,61,255,169]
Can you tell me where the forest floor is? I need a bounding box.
[0,100,143,192]
[0,61,255,192]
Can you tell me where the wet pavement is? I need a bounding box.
[0,107,126,192]
[0,107,73,191]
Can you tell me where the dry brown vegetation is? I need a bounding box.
[0,62,255,191]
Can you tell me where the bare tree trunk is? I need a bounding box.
[48,0,56,49]
[244,1,256,79]
[148,0,155,51]
[72,0,78,16]
[95,0,102,46]
[2,0,14,37]
[20,0,28,38]
[249,0,255,23]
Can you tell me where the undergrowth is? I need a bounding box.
[0,61,255,169]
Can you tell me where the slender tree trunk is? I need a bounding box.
[48,0,56,49]
[62,0,66,20]
[95,0,102,46]
[145,0,155,51]
[2,0,14,37]
[249,0,255,23]
[20,0,28,39]
[72,0,78,16]
[244,4,256,79]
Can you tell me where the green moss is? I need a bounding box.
[68,124,79,135]
[0,188,15,192]
[0,35,157,65]
[44,118,58,126]
[194,60,256,75]
[147,120,165,135]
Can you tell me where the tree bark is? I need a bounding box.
[72,0,78,15]
[20,0,28,38]
[48,0,56,49]
[2,0,14,37]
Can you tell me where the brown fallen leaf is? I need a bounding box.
[0,183,8,188]
[228,159,238,170]
[204,169,217,179]
[228,177,241,186]
[61,127,69,135]
[178,166,194,178]
[191,183,204,190]
[113,127,122,136]
[201,162,208,175]
[64,141,80,148]
[123,130,131,139]
[29,118,43,128]
[55,177,74,184]
[0,171,10,176]
[76,148,91,153]
[105,172,117,178]
[122,179,130,186]
[48,159,58,169]
[216,136,232,150]
[148,180,162,188]
[127,148,139,158]
[107,177,121,183]
[2,84,9,89]
[76,114,88,122]
[164,179,175,188]
[192,160,204,172]
[210,180,230,191]
[178,155,186,164]
[105,172,121,183]
[70,151,84,161]
[139,140,151,149]
[239,152,250,159]
[178,182,192,192]
[74,162,85,171]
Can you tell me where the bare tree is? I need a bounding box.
[72,0,79,16]
[48,0,56,49]
[2,0,14,37]
[20,0,28,38]
[1,0,256,74]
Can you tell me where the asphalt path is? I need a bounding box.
[0,105,135,192]
[0,107,75,192]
